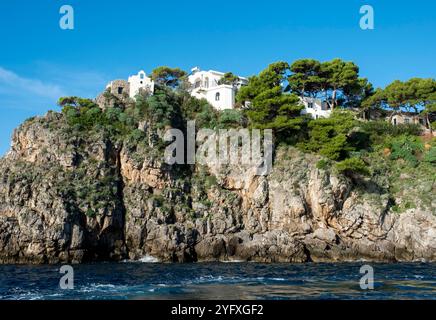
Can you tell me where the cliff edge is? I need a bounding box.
[0,106,435,264]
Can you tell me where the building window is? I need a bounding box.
[195,79,201,88]
[140,73,144,80]
[308,102,314,109]
[405,118,410,124]
[117,87,123,94]
[393,118,397,126]
[215,92,220,101]
[205,77,209,88]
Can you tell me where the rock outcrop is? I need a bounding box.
[0,112,435,264]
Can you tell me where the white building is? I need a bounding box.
[187,67,248,110]
[300,97,332,119]
[127,70,155,98]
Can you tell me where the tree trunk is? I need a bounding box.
[426,113,433,134]
[331,89,337,110]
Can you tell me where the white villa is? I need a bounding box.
[100,69,333,120]
[187,67,248,110]
[100,68,247,110]
[300,97,332,119]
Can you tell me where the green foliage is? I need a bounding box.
[59,92,152,145]
[86,208,96,218]
[335,157,370,176]
[125,129,147,147]
[204,175,218,188]
[58,96,97,109]
[144,87,181,129]
[192,166,219,203]
[316,159,330,170]
[218,109,244,128]
[287,58,367,109]
[364,78,436,114]
[247,87,303,128]
[151,66,187,88]
[237,61,290,103]
[299,111,357,160]
[320,58,361,109]
[360,121,422,140]
[218,72,239,86]
[342,77,374,109]
[288,59,323,97]
[150,194,165,207]
[48,61,435,221]
[180,93,218,128]
[424,146,436,164]
[387,135,424,167]
[62,105,105,130]
[237,62,304,141]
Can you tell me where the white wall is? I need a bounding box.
[188,68,246,110]
[300,97,332,119]
[188,70,223,89]
[128,70,155,98]
[206,86,234,110]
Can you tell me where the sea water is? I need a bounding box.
[0,262,435,300]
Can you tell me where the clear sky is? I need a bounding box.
[0,0,436,155]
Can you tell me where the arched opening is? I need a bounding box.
[194,78,201,88]
[215,92,220,101]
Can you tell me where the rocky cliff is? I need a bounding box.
[0,110,435,264]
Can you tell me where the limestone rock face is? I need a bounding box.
[0,113,435,264]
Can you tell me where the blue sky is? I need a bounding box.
[0,0,436,155]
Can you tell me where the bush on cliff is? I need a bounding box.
[359,121,423,146]
[298,111,358,161]
[335,157,370,176]
[387,135,424,167]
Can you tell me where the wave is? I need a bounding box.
[120,255,160,263]
[138,255,160,263]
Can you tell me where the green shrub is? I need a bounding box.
[86,208,96,218]
[204,175,218,188]
[316,159,329,170]
[145,87,181,129]
[335,157,370,176]
[298,111,357,160]
[360,121,422,145]
[218,109,244,128]
[181,94,218,129]
[387,135,423,167]
[424,147,436,164]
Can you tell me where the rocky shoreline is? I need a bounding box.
[0,112,435,264]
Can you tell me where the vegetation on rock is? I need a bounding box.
[0,59,435,264]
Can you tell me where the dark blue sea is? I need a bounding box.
[0,262,435,300]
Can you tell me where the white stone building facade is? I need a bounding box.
[127,70,155,98]
[104,71,155,99]
[300,97,332,119]
[187,67,248,110]
[100,68,248,110]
